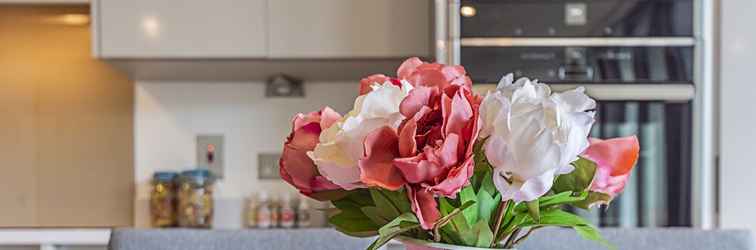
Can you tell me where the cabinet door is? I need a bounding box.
[268,0,431,58]
[95,0,266,58]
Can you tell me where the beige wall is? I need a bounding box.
[0,5,133,227]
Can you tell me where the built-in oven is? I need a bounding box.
[434,0,712,228]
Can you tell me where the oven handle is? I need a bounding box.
[461,37,696,47]
[472,83,695,101]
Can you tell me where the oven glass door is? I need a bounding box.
[460,0,693,37]
[571,101,693,227]
[461,46,694,84]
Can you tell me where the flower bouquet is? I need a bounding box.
[279,58,640,250]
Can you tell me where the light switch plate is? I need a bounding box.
[258,153,281,180]
[197,134,224,178]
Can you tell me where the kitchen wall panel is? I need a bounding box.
[720,0,756,232]
[134,81,357,228]
[0,30,39,226]
[0,5,133,227]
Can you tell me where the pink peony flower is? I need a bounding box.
[358,57,472,96]
[397,57,473,90]
[359,74,402,95]
[582,136,640,202]
[358,83,481,229]
[279,107,344,200]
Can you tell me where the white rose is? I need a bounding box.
[308,81,413,189]
[479,74,596,202]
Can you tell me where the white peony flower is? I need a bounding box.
[479,74,596,202]
[308,81,413,189]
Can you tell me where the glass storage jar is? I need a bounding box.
[150,171,178,228]
[177,169,215,228]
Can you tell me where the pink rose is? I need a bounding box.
[279,107,344,200]
[358,83,481,229]
[582,136,640,202]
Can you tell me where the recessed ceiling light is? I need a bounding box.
[460,6,477,17]
[141,16,161,38]
[61,14,89,25]
[43,14,90,26]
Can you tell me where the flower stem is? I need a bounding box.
[512,226,542,246]
[490,199,510,247]
[433,226,442,242]
[503,228,521,249]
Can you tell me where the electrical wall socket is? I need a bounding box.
[258,153,281,180]
[197,134,224,178]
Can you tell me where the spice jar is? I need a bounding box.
[244,193,258,228]
[177,169,215,228]
[150,171,178,227]
[279,194,295,229]
[256,192,272,229]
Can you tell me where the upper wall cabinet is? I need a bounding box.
[267,0,431,58]
[92,0,267,58]
[92,0,432,59]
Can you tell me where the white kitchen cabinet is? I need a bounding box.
[92,0,267,58]
[720,0,756,233]
[267,0,431,58]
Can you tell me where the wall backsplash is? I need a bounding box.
[135,81,358,228]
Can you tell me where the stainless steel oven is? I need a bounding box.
[434,0,716,228]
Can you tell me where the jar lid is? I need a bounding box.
[153,171,178,182]
[180,169,215,184]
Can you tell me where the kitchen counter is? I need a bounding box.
[0,229,110,250]
[108,228,755,250]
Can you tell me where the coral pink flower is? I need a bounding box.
[582,136,640,202]
[279,107,344,200]
[359,74,402,95]
[397,57,473,90]
[358,57,472,96]
[359,83,481,229]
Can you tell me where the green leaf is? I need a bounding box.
[552,157,598,193]
[438,198,474,245]
[328,206,380,237]
[522,210,615,250]
[361,206,390,225]
[472,138,493,190]
[539,191,589,207]
[495,200,519,242]
[471,220,495,247]
[473,138,491,174]
[574,224,616,250]
[369,189,411,219]
[476,189,500,224]
[385,189,412,211]
[436,200,476,228]
[367,212,420,250]
[573,192,612,210]
[460,186,479,225]
[480,169,497,196]
[307,189,350,201]
[377,212,419,235]
[438,197,454,214]
[526,200,540,223]
[521,209,582,227]
[332,189,374,210]
[499,212,529,243]
[514,191,588,215]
